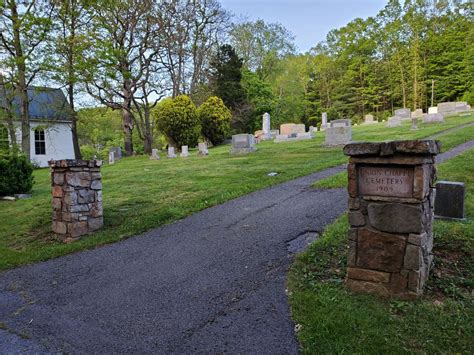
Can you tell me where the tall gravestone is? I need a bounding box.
[49,159,104,243]
[343,140,439,299]
[262,112,271,140]
[321,112,328,130]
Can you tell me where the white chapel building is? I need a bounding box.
[0,86,75,167]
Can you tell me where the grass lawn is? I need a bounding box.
[288,148,474,353]
[1,114,473,270]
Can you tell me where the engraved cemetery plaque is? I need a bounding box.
[358,165,414,198]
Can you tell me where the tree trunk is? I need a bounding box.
[143,108,153,154]
[10,2,30,159]
[68,85,82,159]
[122,100,133,156]
[67,7,82,159]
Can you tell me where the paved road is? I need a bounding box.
[1,139,472,353]
[0,165,347,353]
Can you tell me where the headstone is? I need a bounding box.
[167,146,177,158]
[49,159,103,243]
[262,112,271,140]
[364,114,375,124]
[274,134,290,143]
[434,181,465,220]
[321,112,328,129]
[455,102,469,111]
[325,120,352,146]
[280,123,296,136]
[293,124,306,134]
[428,107,438,114]
[394,108,411,119]
[309,126,318,135]
[269,130,279,138]
[386,116,402,127]
[230,134,256,154]
[410,117,418,130]
[423,113,444,123]
[330,119,351,128]
[150,149,160,160]
[180,145,190,158]
[109,147,122,160]
[437,102,455,113]
[296,132,313,140]
[411,109,423,118]
[108,151,115,164]
[343,140,440,298]
[198,142,208,156]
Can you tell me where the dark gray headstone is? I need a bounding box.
[434,181,465,220]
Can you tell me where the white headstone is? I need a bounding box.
[423,113,445,123]
[322,112,328,127]
[180,146,190,158]
[108,151,115,164]
[428,106,438,114]
[395,108,411,119]
[386,116,402,127]
[364,114,375,124]
[411,109,423,118]
[167,146,177,158]
[262,112,271,139]
[150,149,160,160]
[198,142,208,156]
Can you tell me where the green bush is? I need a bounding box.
[0,153,34,196]
[197,96,231,145]
[154,95,201,148]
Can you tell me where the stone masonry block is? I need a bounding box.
[357,228,406,272]
[346,279,390,298]
[347,267,390,283]
[404,244,422,270]
[52,221,67,234]
[367,203,423,234]
[348,198,360,210]
[68,221,88,238]
[349,211,365,227]
[66,172,91,187]
[52,186,63,198]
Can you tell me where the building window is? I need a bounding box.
[35,128,46,155]
[0,126,9,151]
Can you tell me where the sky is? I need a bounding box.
[220,0,388,53]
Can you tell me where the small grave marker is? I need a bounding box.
[180,146,190,158]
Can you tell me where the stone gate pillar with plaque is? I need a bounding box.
[343,140,440,299]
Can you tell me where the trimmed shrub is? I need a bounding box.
[0,153,34,196]
[197,96,231,145]
[155,95,201,148]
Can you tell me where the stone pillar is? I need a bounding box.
[49,159,104,243]
[343,140,440,299]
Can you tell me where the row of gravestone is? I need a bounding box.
[108,143,209,164]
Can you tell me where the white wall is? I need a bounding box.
[14,121,75,167]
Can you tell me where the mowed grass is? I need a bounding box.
[0,114,473,270]
[288,148,474,353]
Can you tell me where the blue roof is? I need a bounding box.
[0,86,73,122]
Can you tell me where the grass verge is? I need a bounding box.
[288,148,474,353]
